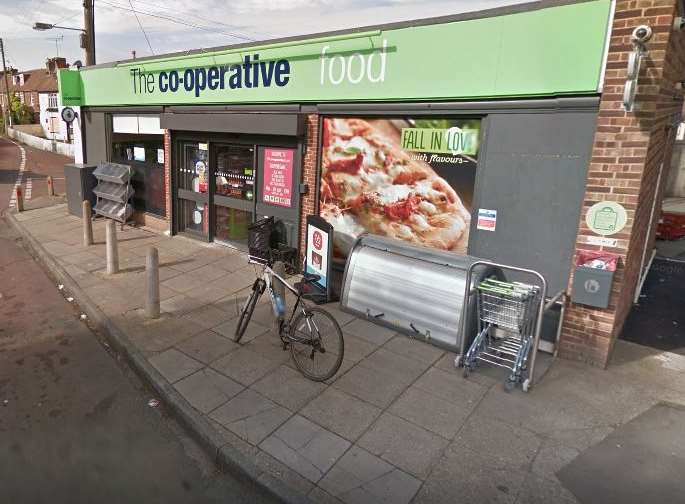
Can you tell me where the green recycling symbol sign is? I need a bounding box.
[586,201,627,236]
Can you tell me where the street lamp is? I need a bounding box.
[33,22,84,32]
[33,1,95,65]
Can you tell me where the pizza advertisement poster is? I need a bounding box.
[262,148,295,207]
[319,117,480,258]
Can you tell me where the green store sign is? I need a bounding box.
[59,0,612,107]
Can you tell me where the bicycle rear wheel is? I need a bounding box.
[234,279,264,343]
[289,307,344,382]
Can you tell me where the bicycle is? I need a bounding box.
[234,255,344,382]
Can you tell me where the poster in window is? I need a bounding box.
[262,148,294,207]
[319,117,480,257]
[133,146,146,162]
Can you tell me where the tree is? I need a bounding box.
[9,93,34,125]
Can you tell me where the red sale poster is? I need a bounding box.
[262,148,294,207]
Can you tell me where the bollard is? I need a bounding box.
[15,186,23,212]
[82,200,93,247]
[105,220,119,274]
[46,176,54,197]
[145,247,160,319]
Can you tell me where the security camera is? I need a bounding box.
[631,25,653,45]
[674,17,685,31]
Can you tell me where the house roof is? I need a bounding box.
[0,68,58,95]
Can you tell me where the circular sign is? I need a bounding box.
[586,201,627,236]
[313,230,323,250]
[61,106,76,123]
[584,279,601,294]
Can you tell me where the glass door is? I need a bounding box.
[176,141,210,239]
[211,144,256,248]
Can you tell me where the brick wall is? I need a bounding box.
[298,114,320,253]
[164,129,172,226]
[560,0,685,366]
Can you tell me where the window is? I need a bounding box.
[319,116,481,258]
[111,133,166,217]
[48,93,58,108]
[30,94,35,106]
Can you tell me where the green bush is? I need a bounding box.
[8,93,35,125]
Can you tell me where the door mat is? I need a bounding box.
[620,257,685,351]
[557,402,685,504]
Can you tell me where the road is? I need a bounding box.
[0,136,278,503]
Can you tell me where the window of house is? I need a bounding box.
[111,133,166,217]
[48,93,58,108]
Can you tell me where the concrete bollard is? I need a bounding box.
[15,186,23,212]
[82,200,93,247]
[105,220,119,275]
[145,247,160,319]
[47,176,54,197]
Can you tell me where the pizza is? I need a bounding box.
[320,118,471,256]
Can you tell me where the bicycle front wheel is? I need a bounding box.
[234,279,264,343]
[289,307,344,382]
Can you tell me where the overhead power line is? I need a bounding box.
[97,0,256,42]
[125,0,268,40]
[128,0,155,54]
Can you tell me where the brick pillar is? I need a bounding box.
[164,129,172,226]
[299,114,320,254]
[559,0,685,366]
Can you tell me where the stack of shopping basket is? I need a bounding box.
[462,278,541,391]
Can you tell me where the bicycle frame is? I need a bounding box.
[248,257,311,340]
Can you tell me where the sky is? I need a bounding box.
[0,0,525,71]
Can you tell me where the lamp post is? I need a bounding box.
[33,1,95,66]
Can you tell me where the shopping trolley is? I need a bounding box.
[457,261,564,392]
[462,278,540,391]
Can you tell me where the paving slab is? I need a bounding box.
[415,448,527,504]
[259,415,350,483]
[251,365,327,411]
[343,318,397,346]
[160,293,205,316]
[357,412,449,479]
[333,363,410,409]
[175,330,239,364]
[210,389,292,445]
[211,347,282,386]
[148,348,205,383]
[182,304,234,329]
[214,317,270,344]
[382,335,445,365]
[174,367,244,414]
[450,414,541,471]
[389,386,473,439]
[318,445,421,504]
[300,387,382,442]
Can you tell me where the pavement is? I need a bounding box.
[0,217,278,504]
[6,197,685,504]
[0,137,278,503]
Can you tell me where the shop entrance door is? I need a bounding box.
[176,141,210,240]
[211,144,256,249]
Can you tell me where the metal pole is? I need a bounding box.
[105,219,119,274]
[145,247,160,319]
[82,200,93,246]
[0,38,12,128]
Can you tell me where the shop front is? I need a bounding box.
[59,0,685,366]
